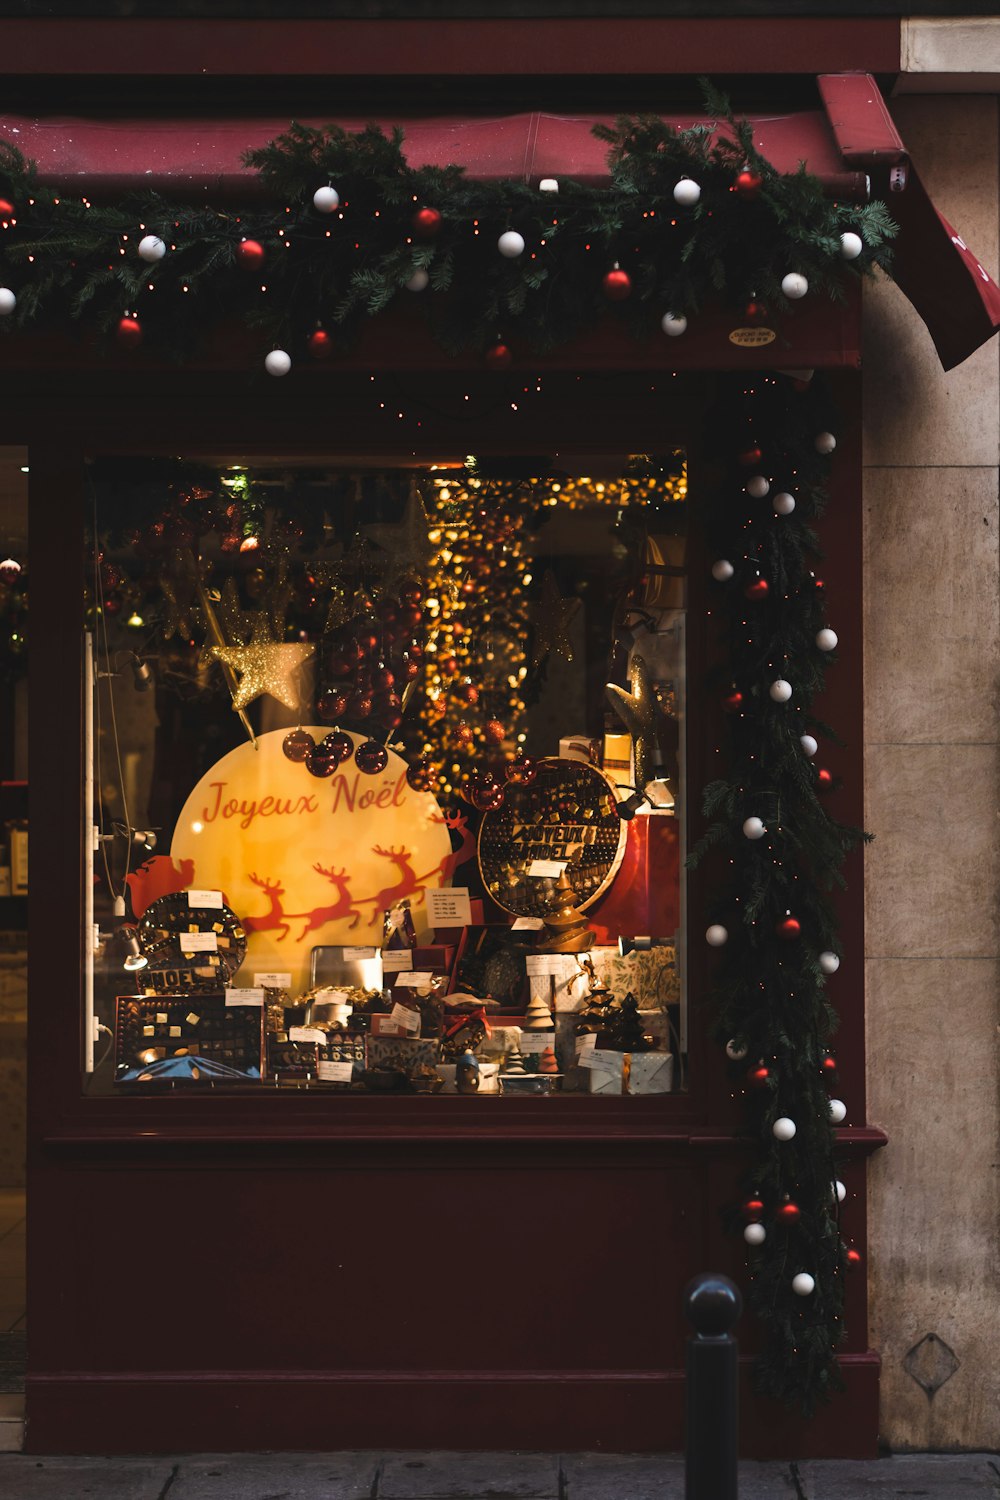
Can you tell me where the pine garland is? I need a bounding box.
[0,85,896,362]
[689,371,869,1410]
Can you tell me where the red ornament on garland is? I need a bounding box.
[116,315,142,348]
[470,777,505,812]
[355,739,389,775]
[744,576,769,602]
[742,1198,765,1222]
[305,743,339,778]
[821,1055,838,1076]
[486,342,512,370]
[282,728,314,763]
[412,206,442,240]
[453,723,475,750]
[778,1201,801,1223]
[459,678,480,706]
[319,730,354,766]
[846,1248,863,1270]
[723,689,744,714]
[777,914,802,941]
[602,266,632,301]
[406,757,437,793]
[237,238,265,267]
[747,1065,771,1089]
[308,327,333,359]
[317,688,350,722]
[817,767,833,791]
[744,300,768,323]
[0,199,15,220]
[505,750,538,785]
[348,692,373,719]
[737,445,763,468]
[735,168,763,201]
[484,719,506,745]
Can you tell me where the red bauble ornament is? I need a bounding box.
[439,655,458,677]
[376,598,399,624]
[484,719,506,745]
[777,914,802,941]
[603,267,632,301]
[116,315,142,348]
[308,327,333,359]
[348,692,373,719]
[744,576,769,602]
[486,342,512,370]
[317,688,350,722]
[282,728,314,763]
[400,654,421,682]
[846,1248,863,1270]
[742,1198,765,1222]
[470,779,505,812]
[356,739,389,775]
[406,757,437,793]
[735,169,763,201]
[778,1201,801,1222]
[737,445,763,468]
[505,750,538,785]
[0,199,14,219]
[305,744,339,778]
[412,206,442,240]
[453,723,475,750]
[821,1055,838,1076]
[744,300,768,323]
[723,689,744,714]
[399,604,423,631]
[400,583,424,605]
[817,767,833,791]
[459,679,480,705]
[237,238,265,267]
[747,1065,771,1089]
[320,730,354,766]
[372,664,395,691]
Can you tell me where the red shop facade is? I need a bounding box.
[4,14,999,1460]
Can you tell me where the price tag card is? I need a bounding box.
[254,972,292,989]
[179,931,218,953]
[225,987,265,1007]
[525,953,565,977]
[578,1049,623,1073]
[381,949,414,974]
[318,1060,355,1083]
[389,1003,421,1034]
[343,946,378,960]
[187,889,223,909]
[527,859,567,879]
[575,1033,597,1057]
[519,1032,555,1054]
[289,1027,325,1045]
[394,971,434,988]
[511,916,545,931]
[425,887,473,927]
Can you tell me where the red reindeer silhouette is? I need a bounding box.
[243,873,291,942]
[363,846,426,918]
[431,808,477,884]
[292,863,363,941]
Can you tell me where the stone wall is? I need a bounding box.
[863,94,1000,1450]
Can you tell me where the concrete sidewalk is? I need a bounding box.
[0,1450,998,1499]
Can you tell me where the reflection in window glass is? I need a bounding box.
[84,455,687,1099]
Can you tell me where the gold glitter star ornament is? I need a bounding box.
[605,654,660,792]
[211,633,315,713]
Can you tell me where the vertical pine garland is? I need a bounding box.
[692,371,869,1409]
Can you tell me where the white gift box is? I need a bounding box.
[626,1052,674,1095]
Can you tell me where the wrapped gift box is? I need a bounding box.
[626,1051,674,1094]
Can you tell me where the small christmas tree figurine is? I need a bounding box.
[523,993,555,1031]
[538,1045,559,1075]
[604,991,653,1053]
[503,1042,527,1075]
[574,958,615,1039]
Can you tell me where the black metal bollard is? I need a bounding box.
[683,1272,742,1500]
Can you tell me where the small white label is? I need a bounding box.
[343,946,378,960]
[390,1002,421,1034]
[254,972,292,989]
[179,931,218,953]
[187,889,223,909]
[425,887,473,927]
[289,1027,325,1045]
[578,1049,623,1073]
[575,1033,597,1056]
[527,859,567,878]
[318,1060,355,1083]
[525,953,562,977]
[511,916,545,931]
[226,987,265,1007]
[381,949,415,973]
[519,1032,555,1054]
[394,971,434,988]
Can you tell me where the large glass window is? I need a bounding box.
[84,453,686,1099]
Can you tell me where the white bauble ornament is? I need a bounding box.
[137,235,166,263]
[661,312,687,337]
[744,1223,766,1246]
[815,430,837,454]
[498,230,525,258]
[538,178,559,194]
[405,268,429,292]
[800,734,819,758]
[264,349,292,377]
[816,628,838,652]
[0,287,16,315]
[829,1098,847,1124]
[746,475,770,499]
[711,559,735,582]
[772,492,796,515]
[312,185,340,213]
[835,1180,847,1203]
[725,1039,748,1061]
[742,816,766,840]
[673,177,701,207]
[840,232,863,261]
[772,1117,797,1141]
[818,950,840,974]
[781,272,809,300]
[792,1272,815,1297]
[705,924,729,948]
[769,679,793,703]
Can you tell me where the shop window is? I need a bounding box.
[84,453,687,1099]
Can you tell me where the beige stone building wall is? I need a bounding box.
[864,94,1000,1450]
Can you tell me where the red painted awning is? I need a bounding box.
[0,74,996,371]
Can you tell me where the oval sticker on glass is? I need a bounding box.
[729,327,777,347]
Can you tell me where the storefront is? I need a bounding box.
[2,16,998,1460]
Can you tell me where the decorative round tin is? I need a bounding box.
[136,892,247,981]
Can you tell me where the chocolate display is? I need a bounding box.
[477,758,626,917]
[135,892,247,985]
[115,995,263,1082]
